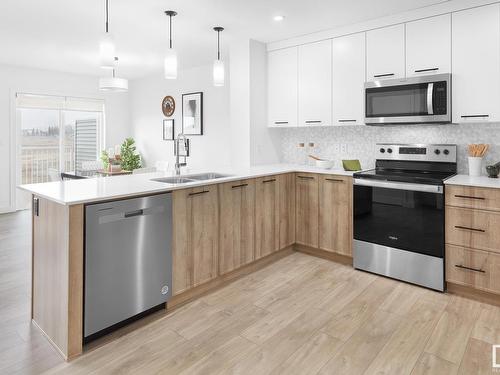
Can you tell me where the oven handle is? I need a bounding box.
[427,82,434,115]
[354,178,443,194]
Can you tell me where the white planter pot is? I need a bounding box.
[468,157,483,177]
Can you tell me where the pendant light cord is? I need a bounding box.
[105,0,109,33]
[217,30,220,60]
[169,14,172,49]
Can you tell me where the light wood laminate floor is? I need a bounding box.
[1,210,500,374]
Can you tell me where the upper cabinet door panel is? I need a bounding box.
[452,4,500,123]
[366,24,405,80]
[406,14,451,77]
[332,32,366,126]
[268,47,298,127]
[298,40,332,127]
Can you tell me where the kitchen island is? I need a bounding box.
[19,164,355,360]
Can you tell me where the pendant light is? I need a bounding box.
[164,10,178,79]
[99,57,128,92]
[213,27,225,87]
[99,0,116,69]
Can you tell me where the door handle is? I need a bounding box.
[231,183,248,189]
[274,121,288,125]
[454,225,485,233]
[454,264,485,273]
[188,190,209,197]
[454,195,485,201]
[262,179,276,184]
[427,82,434,115]
[325,178,344,183]
[460,115,489,118]
[415,68,439,73]
[373,73,395,78]
[297,175,314,180]
[338,119,357,123]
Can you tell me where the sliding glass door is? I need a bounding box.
[16,94,104,209]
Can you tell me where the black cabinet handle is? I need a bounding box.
[231,183,248,189]
[461,115,489,118]
[454,225,485,233]
[414,68,439,73]
[374,73,395,78]
[274,121,288,125]
[33,197,39,216]
[263,179,276,184]
[305,120,322,124]
[297,175,314,180]
[454,195,485,201]
[338,119,357,123]
[455,264,485,273]
[188,190,209,197]
[325,178,344,183]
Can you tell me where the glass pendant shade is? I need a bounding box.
[99,74,128,92]
[164,48,178,79]
[213,59,225,87]
[99,33,116,69]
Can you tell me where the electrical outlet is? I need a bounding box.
[341,144,348,154]
[334,144,340,153]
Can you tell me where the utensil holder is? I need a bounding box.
[468,157,483,177]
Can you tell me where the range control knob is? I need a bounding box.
[443,149,450,155]
[387,148,393,154]
[434,149,441,155]
[380,148,386,153]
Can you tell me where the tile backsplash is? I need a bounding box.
[278,123,500,174]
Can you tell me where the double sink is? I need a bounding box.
[151,172,232,185]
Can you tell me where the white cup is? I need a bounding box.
[468,157,483,177]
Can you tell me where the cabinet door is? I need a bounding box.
[319,175,352,256]
[172,186,219,295]
[295,173,319,248]
[452,4,500,123]
[332,33,366,125]
[298,40,332,127]
[255,176,280,259]
[268,47,298,127]
[219,179,255,275]
[279,173,296,249]
[366,24,405,80]
[406,14,451,77]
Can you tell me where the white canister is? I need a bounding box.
[468,156,483,177]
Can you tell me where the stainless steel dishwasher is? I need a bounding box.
[84,193,172,341]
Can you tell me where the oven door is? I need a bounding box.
[353,179,444,258]
[364,74,450,124]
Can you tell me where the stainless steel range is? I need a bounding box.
[353,144,457,291]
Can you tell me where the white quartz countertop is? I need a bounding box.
[18,164,355,205]
[445,174,500,189]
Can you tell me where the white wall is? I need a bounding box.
[0,63,131,213]
[129,65,231,171]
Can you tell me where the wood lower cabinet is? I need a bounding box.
[255,176,279,259]
[319,175,352,256]
[446,185,500,212]
[279,173,296,249]
[295,173,319,248]
[446,245,500,295]
[219,179,256,275]
[172,186,219,295]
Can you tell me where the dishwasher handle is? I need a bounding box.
[124,209,144,218]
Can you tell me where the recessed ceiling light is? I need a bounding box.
[273,15,285,22]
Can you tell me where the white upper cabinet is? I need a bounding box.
[298,40,332,126]
[452,4,500,123]
[268,47,298,127]
[406,14,451,77]
[332,33,366,125]
[366,24,405,80]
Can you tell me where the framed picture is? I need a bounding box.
[163,119,175,141]
[182,92,203,135]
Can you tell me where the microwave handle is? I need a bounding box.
[427,83,434,115]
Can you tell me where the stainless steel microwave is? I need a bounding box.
[364,73,451,125]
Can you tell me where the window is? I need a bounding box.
[16,94,105,185]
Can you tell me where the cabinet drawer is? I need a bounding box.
[446,185,500,212]
[445,206,500,254]
[446,245,500,295]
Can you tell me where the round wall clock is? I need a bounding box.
[162,95,175,117]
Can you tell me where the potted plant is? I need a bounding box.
[119,138,142,171]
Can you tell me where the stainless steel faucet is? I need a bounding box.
[174,133,189,175]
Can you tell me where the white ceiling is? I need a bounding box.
[0,0,448,79]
